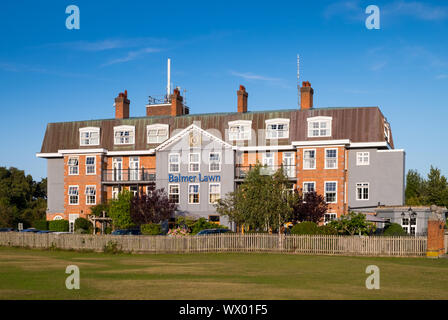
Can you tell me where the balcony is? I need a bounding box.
[235,165,297,181]
[102,168,156,184]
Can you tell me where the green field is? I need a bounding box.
[0,246,447,300]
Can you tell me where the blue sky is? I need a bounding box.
[0,0,447,180]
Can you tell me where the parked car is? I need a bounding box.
[111,229,141,235]
[36,230,53,234]
[196,229,232,235]
[20,228,40,233]
[0,228,15,232]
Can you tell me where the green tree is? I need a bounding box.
[109,190,134,230]
[0,167,47,228]
[405,169,425,205]
[328,212,376,236]
[425,166,448,207]
[215,164,293,233]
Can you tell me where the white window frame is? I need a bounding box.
[303,149,316,170]
[209,183,221,204]
[188,183,200,204]
[189,152,200,173]
[79,127,100,146]
[112,186,119,200]
[146,124,169,144]
[168,153,180,173]
[303,181,316,195]
[68,185,79,205]
[325,181,338,204]
[307,116,332,138]
[209,152,221,172]
[228,120,252,141]
[325,148,338,169]
[356,152,370,166]
[53,215,63,221]
[168,183,180,204]
[85,185,96,205]
[114,125,135,145]
[68,157,79,175]
[265,118,290,139]
[282,152,296,178]
[401,216,417,235]
[384,121,391,143]
[85,156,96,175]
[356,182,369,201]
[324,212,337,225]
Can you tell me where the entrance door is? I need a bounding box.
[69,214,79,233]
[129,157,140,181]
[282,152,295,178]
[112,158,123,181]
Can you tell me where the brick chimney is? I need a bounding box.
[300,81,314,110]
[170,88,185,116]
[237,85,248,113]
[115,90,130,119]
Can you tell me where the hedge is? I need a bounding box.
[141,223,162,235]
[49,220,69,232]
[383,223,407,236]
[32,220,49,230]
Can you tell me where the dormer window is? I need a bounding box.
[228,120,251,141]
[147,124,169,144]
[266,118,290,139]
[307,116,332,137]
[114,125,135,145]
[79,127,100,146]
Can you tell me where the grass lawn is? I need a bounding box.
[0,246,447,300]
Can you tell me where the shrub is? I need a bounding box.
[33,220,49,230]
[317,225,338,235]
[74,218,91,234]
[290,221,319,235]
[383,223,407,236]
[104,227,112,234]
[141,223,162,235]
[103,241,122,254]
[49,220,69,232]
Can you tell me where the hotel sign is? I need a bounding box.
[168,173,221,183]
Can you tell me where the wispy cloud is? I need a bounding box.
[0,62,92,78]
[383,1,448,21]
[323,0,448,23]
[100,47,161,67]
[230,71,282,82]
[39,37,167,52]
[323,0,364,22]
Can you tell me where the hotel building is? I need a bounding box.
[37,82,405,230]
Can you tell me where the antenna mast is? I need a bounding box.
[167,58,171,98]
[297,54,301,107]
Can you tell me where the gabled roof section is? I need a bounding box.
[155,123,233,151]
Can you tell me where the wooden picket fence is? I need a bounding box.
[0,232,427,257]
